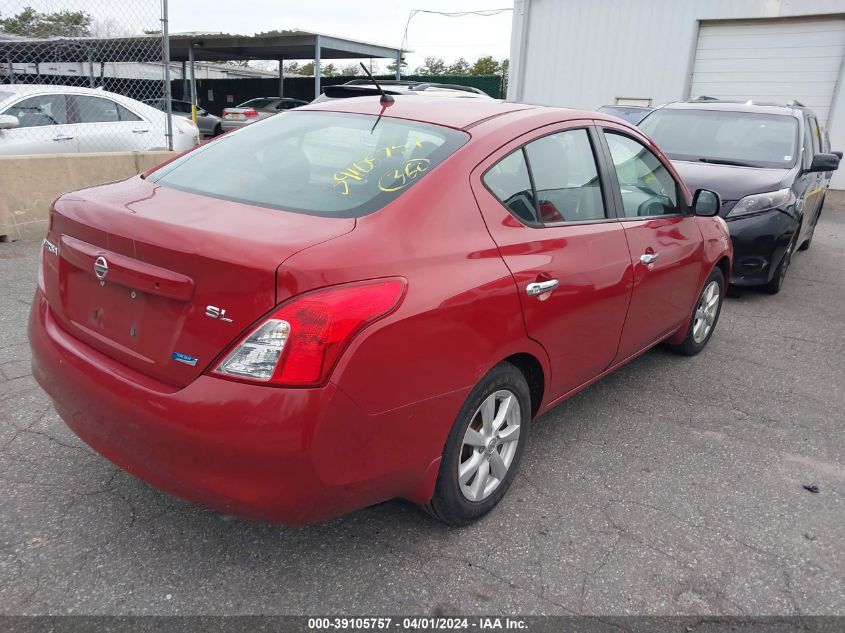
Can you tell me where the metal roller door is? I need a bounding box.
[690,17,845,127]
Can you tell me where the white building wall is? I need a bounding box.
[509,0,845,189]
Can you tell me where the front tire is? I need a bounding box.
[799,202,822,251]
[762,231,798,295]
[667,268,725,356]
[424,362,531,526]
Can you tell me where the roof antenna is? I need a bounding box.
[359,62,394,105]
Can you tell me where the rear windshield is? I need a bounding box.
[149,110,469,217]
[639,108,799,169]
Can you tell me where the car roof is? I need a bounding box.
[301,96,608,131]
[0,84,127,97]
[657,100,810,119]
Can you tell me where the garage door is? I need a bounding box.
[690,17,845,126]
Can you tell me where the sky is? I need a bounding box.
[167,0,514,72]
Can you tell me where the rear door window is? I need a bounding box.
[149,111,468,218]
[482,149,536,223]
[524,130,605,222]
[75,96,141,123]
[483,128,607,225]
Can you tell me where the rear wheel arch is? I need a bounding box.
[502,353,545,419]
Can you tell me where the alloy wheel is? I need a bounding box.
[692,280,721,344]
[458,389,521,502]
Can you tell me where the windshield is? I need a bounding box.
[639,108,799,169]
[149,110,469,217]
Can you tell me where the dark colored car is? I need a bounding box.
[144,98,222,137]
[640,100,840,293]
[29,98,731,526]
[221,97,308,132]
[597,104,653,125]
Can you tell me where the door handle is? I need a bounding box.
[640,252,660,264]
[526,279,559,296]
[132,129,150,134]
[53,135,74,141]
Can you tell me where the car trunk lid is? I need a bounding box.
[42,176,354,388]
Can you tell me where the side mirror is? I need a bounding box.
[807,152,840,173]
[0,114,20,130]
[692,189,721,217]
[832,151,843,160]
[197,109,207,117]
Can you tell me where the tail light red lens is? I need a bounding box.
[242,109,259,118]
[212,279,405,386]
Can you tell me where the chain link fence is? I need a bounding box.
[0,0,180,153]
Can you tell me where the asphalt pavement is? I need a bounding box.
[1,197,843,616]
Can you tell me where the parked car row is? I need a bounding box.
[0,78,490,154]
[15,77,841,527]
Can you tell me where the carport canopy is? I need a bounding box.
[171,31,405,103]
[1,29,406,100]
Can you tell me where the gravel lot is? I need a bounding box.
[1,197,843,616]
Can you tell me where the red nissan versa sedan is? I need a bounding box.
[29,97,732,526]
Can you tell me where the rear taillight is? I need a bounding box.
[243,109,259,118]
[212,279,405,386]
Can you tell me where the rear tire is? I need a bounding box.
[424,362,531,526]
[666,268,725,356]
[213,124,223,137]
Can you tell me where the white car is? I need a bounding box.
[0,85,199,155]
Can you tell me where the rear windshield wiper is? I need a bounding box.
[698,157,756,168]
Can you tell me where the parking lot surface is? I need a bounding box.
[1,198,843,616]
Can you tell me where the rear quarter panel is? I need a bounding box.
[276,142,551,491]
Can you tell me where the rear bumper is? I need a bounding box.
[28,291,432,524]
[725,209,796,286]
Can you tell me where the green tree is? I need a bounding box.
[386,55,407,74]
[0,6,92,37]
[298,62,315,76]
[322,63,338,77]
[415,56,447,76]
[446,58,470,75]
[340,63,360,76]
[469,55,501,76]
[282,61,301,75]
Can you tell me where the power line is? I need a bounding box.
[400,8,513,56]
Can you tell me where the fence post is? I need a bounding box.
[188,40,198,124]
[314,35,321,100]
[161,0,174,150]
